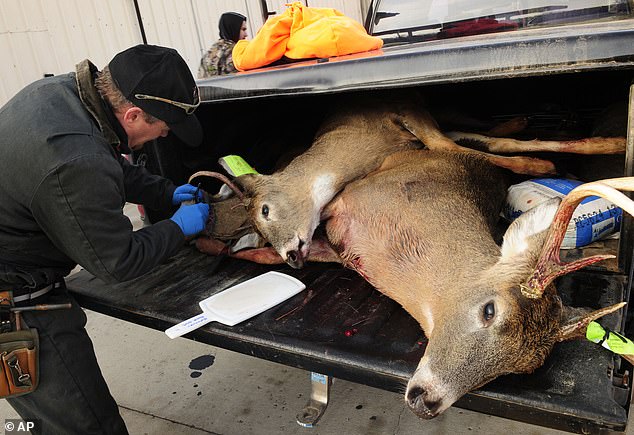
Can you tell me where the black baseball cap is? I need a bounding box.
[108,44,202,147]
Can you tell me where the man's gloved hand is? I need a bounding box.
[170,203,210,236]
[172,184,203,205]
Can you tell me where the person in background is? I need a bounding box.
[0,44,209,434]
[198,12,248,78]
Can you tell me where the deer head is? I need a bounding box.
[405,178,634,419]
[237,173,321,269]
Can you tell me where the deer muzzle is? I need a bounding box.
[406,383,446,419]
[284,238,309,269]
[285,250,305,269]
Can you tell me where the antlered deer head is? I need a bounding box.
[404,176,633,418]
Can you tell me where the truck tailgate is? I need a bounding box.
[65,245,628,433]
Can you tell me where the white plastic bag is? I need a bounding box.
[503,178,622,248]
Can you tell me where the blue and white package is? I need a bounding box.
[503,178,622,249]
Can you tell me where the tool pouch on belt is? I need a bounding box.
[0,291,39,398]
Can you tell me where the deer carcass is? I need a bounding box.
[203,148,634,419]
[324,149,633,419]
[227,100,624,269]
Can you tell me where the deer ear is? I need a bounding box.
[557,302,626,342]
[500,198,561,259]
[235,173,263,196]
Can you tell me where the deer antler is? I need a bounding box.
[556,302,626,341]
[521,177,634,299]
[188,171,245,202]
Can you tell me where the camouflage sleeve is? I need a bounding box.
[218,41,238,75]
[198,41,238,77]
[225,51,238,74]
[198,49,218,78]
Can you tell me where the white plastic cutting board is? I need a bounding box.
[165,271,305,339]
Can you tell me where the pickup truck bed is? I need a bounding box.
[66,246,628,433]
[84,8,634,432]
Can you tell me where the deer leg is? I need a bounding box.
[196,236,286,264]
[195,236,229,256]
[306,239,344,263]
[231,239,342,264]
[231,247,287,264]
[476,152,556,175]
[485,117,528,137]
[195,236,342,264]
[446,132,626,155]
[398,110,556,176]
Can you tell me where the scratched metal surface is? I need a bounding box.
[66,245,628,433]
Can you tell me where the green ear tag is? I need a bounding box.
[586,321,634,355]
[218,155,259,177]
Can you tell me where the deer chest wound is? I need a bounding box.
[311,174,336,209]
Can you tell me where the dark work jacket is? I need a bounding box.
[0,59,184,288]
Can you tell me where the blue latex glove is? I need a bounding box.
[172,184,203,205]
[170,203,209,236]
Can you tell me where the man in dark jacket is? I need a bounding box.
[0,44,209,434]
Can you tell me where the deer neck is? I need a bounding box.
[281,122,401,196]
[278,142,369,215]
[365,232,502,336]
[310,174,338,212]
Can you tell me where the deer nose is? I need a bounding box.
[285,238,307,269]
[406,386,441,419]
[286,250,305,269]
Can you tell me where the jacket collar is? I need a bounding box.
[75,59,130,153]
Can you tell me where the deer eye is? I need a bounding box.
[483,302,495,322]
[261,204,269,218]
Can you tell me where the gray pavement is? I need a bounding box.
[1,205,631,434]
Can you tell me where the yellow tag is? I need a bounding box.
[219,155,259,177]
[586,321,634,355]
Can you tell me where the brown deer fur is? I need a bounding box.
[319,149,627,418]
[200,148,630,419]
[234,99,623,269]
[195,102,629,419]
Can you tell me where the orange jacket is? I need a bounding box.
[233,2,383,71]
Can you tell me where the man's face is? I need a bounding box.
[119,107,170,150]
